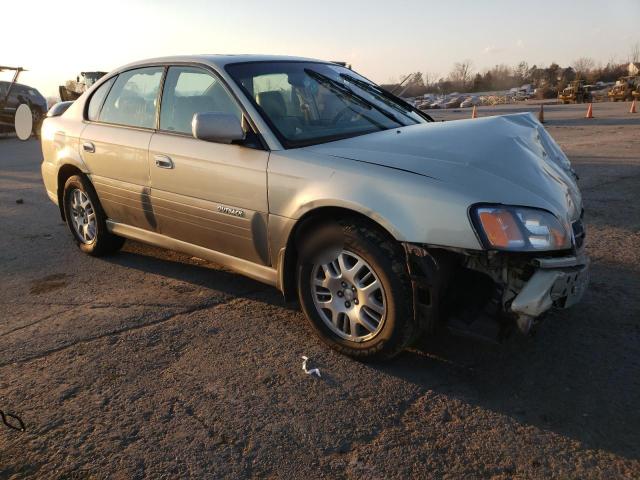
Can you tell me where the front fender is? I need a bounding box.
[267,150,483,250]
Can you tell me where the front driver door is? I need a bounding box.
[148,65,270,265]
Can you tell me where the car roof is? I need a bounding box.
[116,54,333,72]
[0,80,34,89]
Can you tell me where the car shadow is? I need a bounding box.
[101,242,293,310]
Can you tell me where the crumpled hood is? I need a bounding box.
[307,113,582,223]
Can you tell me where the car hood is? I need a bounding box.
[307,113,582,223]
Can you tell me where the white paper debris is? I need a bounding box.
[301,356,321,377]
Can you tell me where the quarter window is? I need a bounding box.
[99,67,163,129]
[87,76,116,121]
[160,66,241,134]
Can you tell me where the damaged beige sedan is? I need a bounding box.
[40,55,589,359]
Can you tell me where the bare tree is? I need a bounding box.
[513,61,529,83]
[449,60,474,90]
[630,42,640,64]
[573,57,595,78]
[421,71,438,90]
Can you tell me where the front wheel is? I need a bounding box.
[62,174,125,256]
[297,220,416,360]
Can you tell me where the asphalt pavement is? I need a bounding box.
[1,102,639,479]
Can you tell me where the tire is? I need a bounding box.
[31,108,43,138]
[296,219,416,360]
[62,174,125,256]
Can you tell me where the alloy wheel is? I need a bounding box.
[310,250,387,342]
[69,188,97,244]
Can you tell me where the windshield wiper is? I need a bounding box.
[339,73,434,123]
[305,69,404,127]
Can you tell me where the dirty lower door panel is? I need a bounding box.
[147,133,270,265]
[80,123,156,231]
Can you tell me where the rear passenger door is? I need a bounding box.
[80,67,163,231]
[148,65,270,265]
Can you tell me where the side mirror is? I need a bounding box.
[192,112,246,144]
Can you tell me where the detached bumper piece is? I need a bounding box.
[511,255,589,331]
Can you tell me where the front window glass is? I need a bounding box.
[160,66,241,134]
[99,67,163,129]
[226,62,427,148]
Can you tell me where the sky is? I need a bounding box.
[2,0,639,98]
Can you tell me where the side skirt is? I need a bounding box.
[106,220,279,288]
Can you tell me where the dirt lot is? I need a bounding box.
[1,102,639,479]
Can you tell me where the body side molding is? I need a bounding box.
[106,220,278,288]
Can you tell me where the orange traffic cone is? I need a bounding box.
[585,103,594,119]
[471,106,478,119]
[630,100,637,114]
[538,104,544,123]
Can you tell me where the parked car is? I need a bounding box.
[429,98,446,109]
[460,96,478,108]
[40,55,589,359]
[444,95,464,108]
[514,91,528,101]
[0,69,47,135]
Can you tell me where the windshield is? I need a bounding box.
[226,62,429,148]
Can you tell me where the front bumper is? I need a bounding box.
[404,244,590,340]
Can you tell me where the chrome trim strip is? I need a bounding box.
[106,220,278,287]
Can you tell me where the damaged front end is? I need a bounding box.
[404,241,589,342]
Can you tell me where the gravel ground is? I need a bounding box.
[1,102,639,479]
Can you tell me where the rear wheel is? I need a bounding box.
[32,108,43,138]
[297,219,416,360]
[62,175,124,256]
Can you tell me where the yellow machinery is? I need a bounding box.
[608,76,639,102]
[558,80,591,104]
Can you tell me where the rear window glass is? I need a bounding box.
[87,77,116,121]
[99,67,163,129]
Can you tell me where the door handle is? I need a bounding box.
[82,142,95,153]
[154,154,174,169]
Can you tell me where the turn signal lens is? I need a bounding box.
[477,209,524,249]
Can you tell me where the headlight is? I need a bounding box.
[471,205,571,251]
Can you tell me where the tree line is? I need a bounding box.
[382,44,639,98]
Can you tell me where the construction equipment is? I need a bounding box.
[607,76,639,102]
[59,71,106,101]
[558,80,592,104]
[389,73,421,97]
[631,80,640,101]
